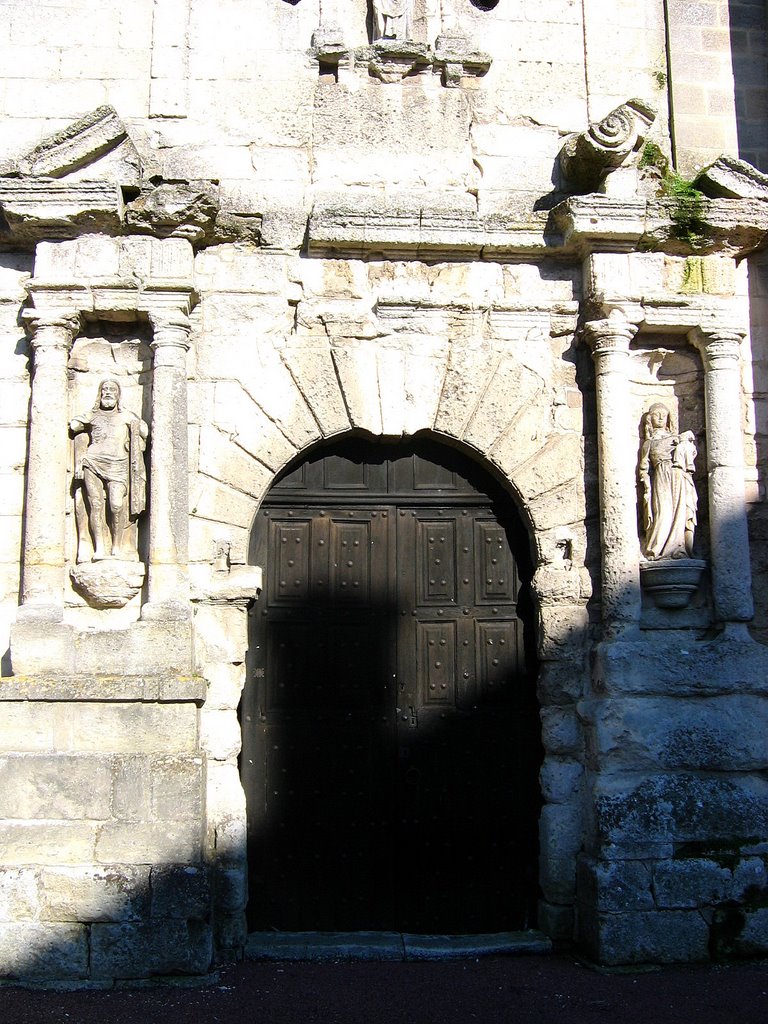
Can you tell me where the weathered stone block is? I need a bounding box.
[0,754,112,819]
[203,662,246,711]
[213,910,248,954]
[198,425,273,500]
[537,604,589,661]
[64,703,198,755]
[580,695,768,772]
[201,709,241,762]
[0,922,88,979]
[0,703,57,752]
[191,477,258,531]
[730,856,768,900]
[10,620,76,675]
[539,802,582,902]
[0,867,39,921]
[38,865,150,923]
[95,821,203,866]
[653,859,731,909]
[212,381,299,472]
[73,619,194,676]
[90,920,212,979]
[280,336,351,437]
[213,863,248,913]
[0,822,98,865]
[538,663,587,706]
[194,603,249,665]
[537,900,575,943]
[540,705,584,756]
[540,757,583,804]
[111,756,150,822]
[206,761,247,861]
[579,907,710,964]
[150,864,210,920]
[577,857,654,912]
[592,773,768,848]
[151,756,204,821]
[735,908,768,956]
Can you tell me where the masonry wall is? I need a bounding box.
[0,0,767,981]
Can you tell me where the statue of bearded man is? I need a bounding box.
[70,378,148,561]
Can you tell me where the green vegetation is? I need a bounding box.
[662,171,707,247]
[639,142,707,249]
[652,69,667,90]
[639,140,669,175]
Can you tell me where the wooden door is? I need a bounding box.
[242,439,540,933]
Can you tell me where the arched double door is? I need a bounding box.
[242,437,541,934]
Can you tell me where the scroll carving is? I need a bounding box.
[559,98,657,193]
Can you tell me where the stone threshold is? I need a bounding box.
[245,931,552,962]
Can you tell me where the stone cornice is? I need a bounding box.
[373,296,579,337]
[309,191,768,260]
[554,194,768,258]
[0,179,124,249]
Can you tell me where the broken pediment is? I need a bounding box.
[14,105,144,188]
[694,155,768,202]
[0,106,262,249]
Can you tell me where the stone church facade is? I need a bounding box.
[1,0,768,982]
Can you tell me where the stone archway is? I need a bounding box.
[193,319,591,946]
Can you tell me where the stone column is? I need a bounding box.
[142,310,191,620]
[691,327,754,623]
[18,312,81,620]
[583,313,642,632]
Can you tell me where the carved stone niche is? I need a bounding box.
[67,329,151,610]
[635,394,707,613]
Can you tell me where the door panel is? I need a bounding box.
[244,440,539,934]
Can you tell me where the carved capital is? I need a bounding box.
[582,315,638,361]
[22,309,81,353]
[149,309,192,352]
[689,326,744,367]
[559,98,656,193]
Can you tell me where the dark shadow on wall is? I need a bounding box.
[728,3,768,643]
[240,437,544,937]
[728,0,768,173]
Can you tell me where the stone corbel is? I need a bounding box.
[433,33,491,88]
[559,98,657,194]
[190,540,263,606]
[368,39,430,83]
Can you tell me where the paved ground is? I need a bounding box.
[2,953,768,1024]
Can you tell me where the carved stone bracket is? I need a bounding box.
[433,34,491,88]
[309,29,490,86]
[559,98,657,193]
[368,39,430,82]
[70,561,146,609]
